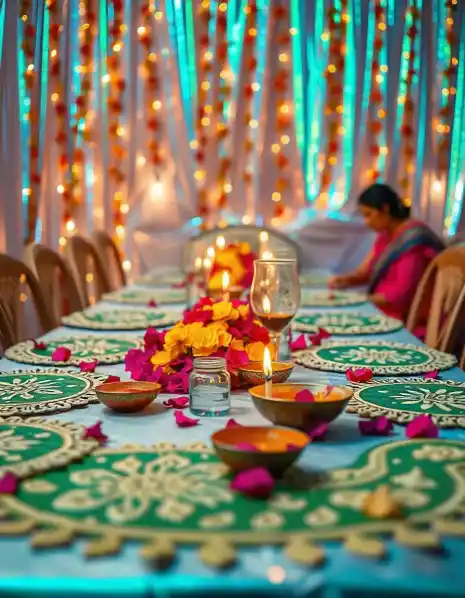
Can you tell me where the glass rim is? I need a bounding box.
[193,357,227,370]
[254,258,298,264]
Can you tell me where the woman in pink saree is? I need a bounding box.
[329,184,444,323]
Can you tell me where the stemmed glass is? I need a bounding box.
[250,259,301,357]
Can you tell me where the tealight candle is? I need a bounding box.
[263,346,273,399]
[221,270,230,303]
[216,235,226,250]
[206,245,216,260]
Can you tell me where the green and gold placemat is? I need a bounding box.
[1,439,465,564]
[137,270,185,287]
[103,288,186,305]
[301,290,367,308]
[348,378,465,428]
[294,312,402,335]
[0,369,107,416]
[0,416,98,478]
[5,337,141,367]
[294,341,457,375]
[62,308,181,331]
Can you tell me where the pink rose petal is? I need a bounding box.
[29,338,47,350]
[286,443,300,451]
[51,346,72,362]
[308,333,322,346]
[307,422,328,440]
[358,416,393,436]
[163,396,189,409]
[406,415,438,439]
[105,375,121,383]
[230,467,275,499]
[424,370,439,380]
[289,334,307,352]
[147,299,157,307]
[83,421,108,445]
[235,442,259,451]
[0,472,18,494]
[295,389,315,402]
[346,367,374,383]
[79,360,98,373]
[226,418,242,428]
[174,410,199,428]
[318,327,331,340]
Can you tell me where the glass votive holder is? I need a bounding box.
[189,357,231,417]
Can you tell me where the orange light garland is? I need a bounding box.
[398,1,420,208]
[107,0,127,250]
[194,0,212,228]
[366,0,388,182]
[318,0,348,209]
[271,3,292,220]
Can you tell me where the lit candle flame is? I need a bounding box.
[263,346,273,379]
[263,295,271,314]
[203,257,212,271]
[194,257,202,271]
[216,235,226,250]
[221,270,230,291]
[206,246,216,260]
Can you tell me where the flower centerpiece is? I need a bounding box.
[124,297,275,393]
[208,242,257,291]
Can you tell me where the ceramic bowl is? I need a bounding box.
[206,286,243,300]
[238,362,294,386]
[211,425,310,475]
[248,383,352,431]
[95,381,161,413]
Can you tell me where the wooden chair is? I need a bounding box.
[65,235,111,306]
[0,254,54,351]
[92,229,126,290]
[24,244,85,322]
[406,246,465,353]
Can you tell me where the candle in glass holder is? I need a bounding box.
[216,235,226,250]
[263,346,273,398]
[203,257,213,289]
[221,270,230,303]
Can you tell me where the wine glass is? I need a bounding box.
[250,259,301,357]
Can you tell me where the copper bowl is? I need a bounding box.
[238,362,294,386]
[248,383,352,431]
[95,381,161,413]
[206,286,244,300]
[211,425,310,475]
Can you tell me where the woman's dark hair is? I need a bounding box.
[358,183,411,219]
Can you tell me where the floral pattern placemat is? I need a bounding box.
[0,369,107,416]
[0,417,98,478]
[301,290,367,308]
[62,308,181,331]
[103,289,186,305]
[1,439,464,565]
[348,378,465,428]
[5,337,141,367]
[294,341,457,375]
[294,312,402,335]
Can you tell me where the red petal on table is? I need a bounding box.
[171,281,186,289]
[235,442,259,451]
[424,370,439,380]
[307,422,328,440]
[147,299,157,307]
[328,292,335,300]
[163,396,189,409]
[79,360,98,373]
[289,334,307,352]
[226,418,242,428]
[0,472,18,494]
[105,375,121,383]
[359,416,393,436]
[83,421,108,444]
[325,385,335,395]
[286,443,300,451]
[51,346,72,362]
[174,410,199,427]
[345,367,374,383]
[406,415,438,439]
[29,338,47,350]
[308,333,322,346]
[295,389,315,403]
[318,327,331,340]
[230,467,275,499]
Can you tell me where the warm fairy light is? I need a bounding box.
[452,57,458,66]
[271,144,281,154]
[58,236,67,247]
[328,64,337,73]
[242,215,252,224]
[289,27,298,35]
[204,51,213,61]
[154,10,163,21]
[204,104,213,114]
[380,146,389,156]
[219,2,227,11]
[279,53,288,62]
[337,126,345,135]
[190,140,199,149]
[22,188,31,196]
[249,119,258,128]
[51,92,59,102]
[248,28,257,36]
[280,134,290,144]
[380,64,388,73]
[329,156,338,166]
[50,49,57,58]
[201,81,210,90]
[66,219,76,233]
[57,184,65,194]
[102,74,110,83]
[136,154,146,167]
[120,203,129,214]
[122,260,132,272]
[378,109,386,118]
[378,22,386,30]
[201,116,210,126]
[216,235,226,250]
[280,104,290,114]
[432,180,443,193]
[152,100,162,110]
[148,52,157,62]
[206,245,216,260]
[137,26,146,36]
[375,74,384,84]
[116,126,125,137]
[272,192,281,201]
[85,272,94,283]
[251,82,260,92]
[115,224,125,238]
[223,182,233,193]
[194,169,206,181]
[321,31,330,42]
[398,95,406,104]
[113,43,122,52]
[259,231,269,244]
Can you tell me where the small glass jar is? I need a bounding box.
[189,357,231,417]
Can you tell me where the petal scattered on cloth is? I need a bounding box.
[235,442,259,451]
[359,416,393,436]
[29,338,47,350]
[230,467,275,499]
[289,334,307,352]
[147,299,157,307]
[226,418,242,428]
[0,472,18,494]
[79,360,98,373]
[346,367,374,383]
[286,443,300,451]
[406,415,438,439]
[83,421,108,444]
[306,422,328,440]
[51,346,72,362]
[308,333,322,346]
[295,389,315,403]
[317,327,331,340]
[105,375,121,383]
[174,410,199,428]
[163,396,189,409]
[424,370,439,380]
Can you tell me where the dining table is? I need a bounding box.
[0,269,464,598]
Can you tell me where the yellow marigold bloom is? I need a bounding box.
[237,304,249,318]
[185,322,206,347]
[217,329,233,347]
[212,300,234,321]
[215,248,245,284]
[230,338,245,351]
[191,327,219,357]
[164,324,189,352]
[208,271,224,290]
[151,350,173,368]
[246,341,276,362]
[237,242,252,255]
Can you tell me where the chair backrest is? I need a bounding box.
[24,244,85,321]
[406,246,465,351]
[92,230,126,290]
[182,225,302,272]
[0,253,54,351]
[65,235,111,306]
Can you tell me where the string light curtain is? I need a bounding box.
[0,0,464,263]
